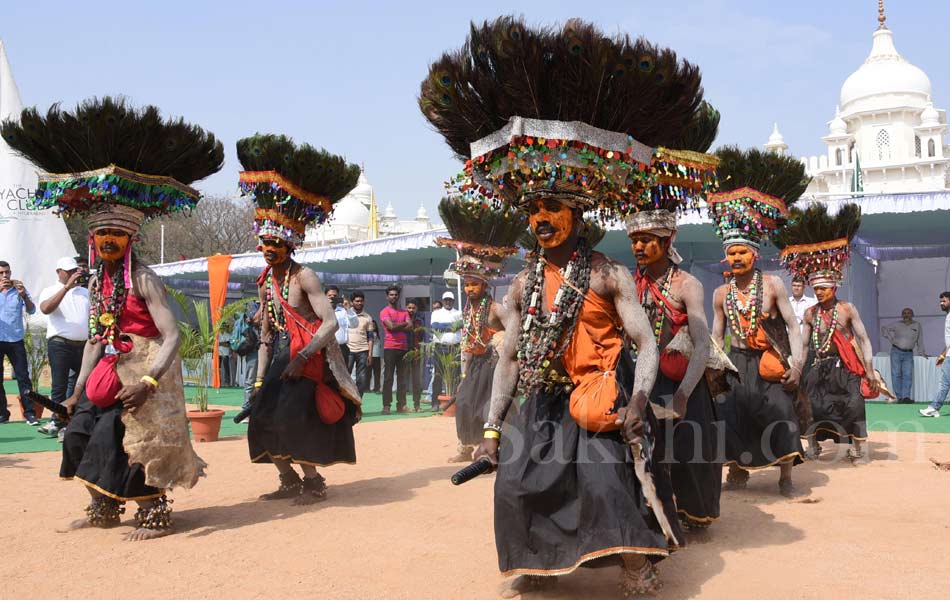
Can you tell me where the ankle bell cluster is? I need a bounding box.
[85,497,125,526]
[134,495,173,530]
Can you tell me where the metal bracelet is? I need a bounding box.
[483,422,503,434]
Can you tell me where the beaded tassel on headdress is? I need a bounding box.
[775,203,862,288]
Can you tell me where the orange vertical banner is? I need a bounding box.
[207,254,233,389]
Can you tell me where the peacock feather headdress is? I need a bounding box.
[708,146,811,249]
[436,177,524,281]
[237,134,360,248]
[0,96,223,231]
[419,16,719,222]
[776,203,861,288]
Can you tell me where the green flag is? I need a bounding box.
[851,152,863,192]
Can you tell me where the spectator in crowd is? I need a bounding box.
[0,260,37,425]
[380,285,411,414]
[369,319,383,393]
[326,285,358,364]
[430,290,462,406]
[921,292,950,417]
[882,307,926,404]
[346,291,375,395]
[432,300,442,311]
[233,303,261,421]
[405,301,426,412]
[217,330,232,387]
[788,276,817,331]
[37,256,89,438]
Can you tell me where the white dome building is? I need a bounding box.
[305,167,436,247]
[776,7,949,196]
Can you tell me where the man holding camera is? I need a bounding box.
[0,260,38,425]
[37,257,90,438]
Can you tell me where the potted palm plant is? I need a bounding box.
[21,322,48,420]
[424,336,461,416]
[169,289,251,442]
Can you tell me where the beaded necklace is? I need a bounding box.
[724,269,763,339]
[461,294,491,354]
[641,264,677,344]
[89,262,129,346]
[812,302,839,356]
[517,237,593,394]
[265,267,292,332]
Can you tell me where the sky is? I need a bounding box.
[3,0,949,222]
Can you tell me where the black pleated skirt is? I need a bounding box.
[455,351,496,446]
[61,395,163,502]
[802,355,868,443]
[652,372,723,524]
[248,336,357,467]
[720,348,803,469]
[493,353,681,576]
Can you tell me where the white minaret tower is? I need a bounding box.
[764,123,789,155]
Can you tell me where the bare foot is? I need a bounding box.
[499,575,555,599]
[56,518,118,533]
[447,451,473,464]
[125,527,173,542]
[293,476,328,506]
[620,555,662,598]
[778,479,805,499]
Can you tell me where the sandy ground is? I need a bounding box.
[2,417,949,600]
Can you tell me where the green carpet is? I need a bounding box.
[1,388,439,455]
[3,401,947,456]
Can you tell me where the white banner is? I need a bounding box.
[0,41,77,304]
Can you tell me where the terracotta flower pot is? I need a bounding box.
[187,409,225,442]
[438,394,456,417]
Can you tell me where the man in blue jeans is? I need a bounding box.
[0,260,38,425]
[921,292,950,417]
[881,307,926,404]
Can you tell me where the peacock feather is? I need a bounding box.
[419,16,706,160]
[713,146,811,208]
[773,203,862,250]
[1,96,223,185]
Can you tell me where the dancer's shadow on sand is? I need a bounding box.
[177,465,458,538]
[0,456,31,468]
[521,498,804,600]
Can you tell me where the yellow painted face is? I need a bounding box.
[93,229,131,261]
[629,233,668,266]
[463,276,487,300]
[814,285,836,303]
[527,197,575,249]
[260,237,291,266]
[725,244,756,275]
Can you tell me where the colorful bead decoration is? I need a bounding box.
[811,302,839,356]
[461,295,492,354]
[516,238,592,395]
[265,270,291,332]
[724,269,763,339]
[89,263,129,346]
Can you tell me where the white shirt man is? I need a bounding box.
[326,286,358,361]
[430,291,463,345]
[788,278,817,330]
[37,257,89,435]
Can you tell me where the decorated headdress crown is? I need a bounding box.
[708,146,810,249]
[436,178,524,281]
[0,96,224,226]
[419,16,719,222]
[776,203,862,288]
[237,134,360,248]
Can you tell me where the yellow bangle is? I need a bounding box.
[483,429,501,440]
[254,381,264,388]
[140,375,159,389]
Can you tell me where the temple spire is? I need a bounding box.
[877,0,887,30]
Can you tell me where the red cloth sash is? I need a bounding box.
[819,309,876,398]
[635,269,690,381]
[274,289,346,424]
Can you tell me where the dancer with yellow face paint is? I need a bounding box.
[2,97,221,540]
[435,189,522,463]
[237,134,362,504]
[709,146,810,498]
[421,16,720,597]
[777,204,880,464]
